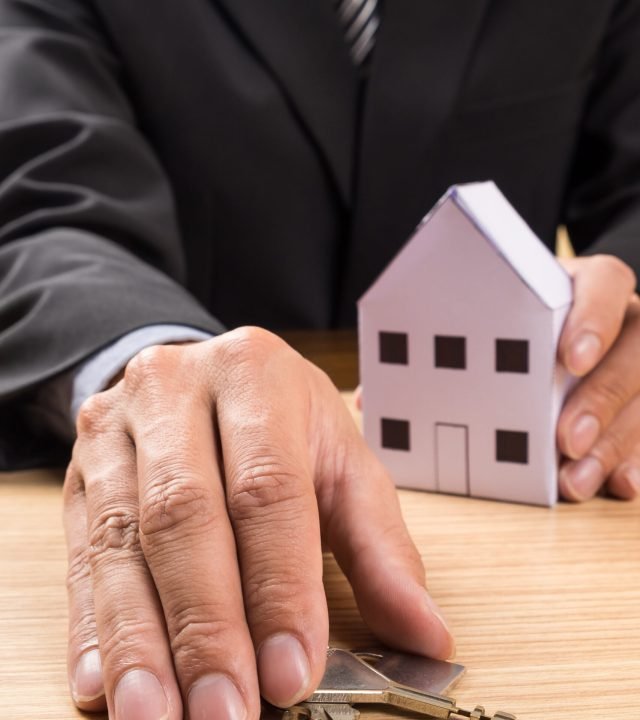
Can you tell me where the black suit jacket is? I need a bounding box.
[1,0,639,469]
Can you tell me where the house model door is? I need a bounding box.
[435,423,469,496]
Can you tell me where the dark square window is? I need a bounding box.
[435,335,466,369]
[496,430,528,464]
[381,418,410,451]
[496,339,529,373]
[379,331,409,365]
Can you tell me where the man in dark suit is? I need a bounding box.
[1,1,640,718]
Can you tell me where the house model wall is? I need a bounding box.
[358,182,574,506]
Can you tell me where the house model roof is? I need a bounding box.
[360,181,573,310]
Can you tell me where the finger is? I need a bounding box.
[62,462,106,712]
[557,298,640,459]
[559,391,640,502]
[75,391,183,720]
[125,345,261,719]
[322,428,455,659]
[213,332,329,707]
[558,255,636,377]
[606,450,640,500]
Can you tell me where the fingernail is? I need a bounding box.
[561,456,604,501]
[568,414,600,459]
[72,649,104,703]
[258,634,310,707]
[115,669,169,720]
[568,332,602,376]
[425,593,456,660]
[189,674,246,720]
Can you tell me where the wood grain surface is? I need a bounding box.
[1,396,639,719]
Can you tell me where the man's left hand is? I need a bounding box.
[557,254,640,501]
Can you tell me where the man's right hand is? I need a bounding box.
[63,327,454,720]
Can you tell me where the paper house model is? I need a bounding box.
[358,181,574,506]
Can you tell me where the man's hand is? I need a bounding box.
[63,327,454,719]
[557,255,640,502]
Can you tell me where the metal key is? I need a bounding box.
[354,647,466,695]
[296,648,516,720]
[284,702,359,720]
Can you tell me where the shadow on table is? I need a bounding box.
[0,467,64,486]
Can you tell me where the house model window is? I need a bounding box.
[496,339,529,373]
[379,331,409,364]
[434,335,466,369]
[496,430,529,464]
[381,418,410,451]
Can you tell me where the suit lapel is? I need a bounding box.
[340,0,492,321]
[214,0,359,205]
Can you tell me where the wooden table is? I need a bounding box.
[1,339,640,719]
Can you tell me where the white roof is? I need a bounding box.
[360,181,573,310]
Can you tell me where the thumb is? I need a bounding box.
[558,256,636,376]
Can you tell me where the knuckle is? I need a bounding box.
[66,548,92,592]
[590,376,630,415]
[124,344,173,389]
[169,606,234,665]
[76,392,114,438]
[593,430,627,468]
[227,325,280,349]
[242,572,300,617]
[98,614,158,667]
[68,616,98,653]
[594,254,637,289]
[88,509,141,565]
[215,326,287,368]
[227,457,306,520]
[140,470,214,542]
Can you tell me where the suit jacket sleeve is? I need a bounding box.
[0,0,224,469]
[564,0,640,273]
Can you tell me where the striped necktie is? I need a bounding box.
[334,0,380,66]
